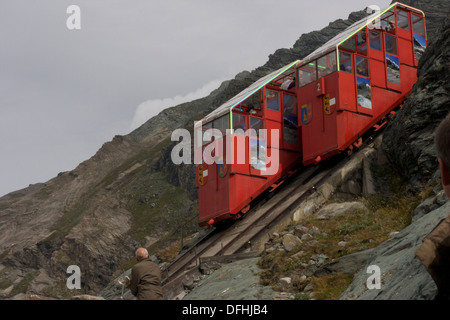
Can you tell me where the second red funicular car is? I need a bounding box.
[296,2,426,165]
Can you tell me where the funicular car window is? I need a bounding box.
[355,56,369,77]
[412,15,425,35]
[369,30,382,51]
[298,61,317,87]
[386,52,400,85]
[283,112,298,145]
[355,56,371,109]
[283,93,296,115]
[340,35,356,52]
[202,121,213,146]
[381,8,396,34]
[385,34,398,55]
[356,29,368,55]
[339,51,353,73]
[250,117,264,137]
[397,9,409,31]
[317,51,337,78]
[250,117,266,170]
[213,114,229,133]
[266,89,280,111]
[232,113,246,135]
[241,90,261,110]
[412,14,426,61]
[385,34,400,85]
[357,76,372,110]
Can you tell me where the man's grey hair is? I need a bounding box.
[136,248,149,259]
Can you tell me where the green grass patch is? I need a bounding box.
[309,274,354,300]
[124,171,193,243]
[9,270,39,297]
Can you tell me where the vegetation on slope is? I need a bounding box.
[257,162,437,300]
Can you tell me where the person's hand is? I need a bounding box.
[119,276,130,287]
[124,276,130,287]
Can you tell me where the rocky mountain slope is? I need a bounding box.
[0,0,448,299]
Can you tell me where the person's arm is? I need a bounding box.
[128,267,139,296]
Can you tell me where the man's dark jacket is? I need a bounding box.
[416,214,450,300]
[129,258,163,300]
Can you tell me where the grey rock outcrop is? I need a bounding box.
[182,258,277,300]
[382,15,450,188]
[339,201,449,300]
[315,202,369,220]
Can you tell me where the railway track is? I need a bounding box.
[161,156,340,292]
[203,165,332,257]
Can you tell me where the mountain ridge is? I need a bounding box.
[0,0,447,299]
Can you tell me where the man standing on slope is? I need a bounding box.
[126,247,163,300]
[416,112,450,300]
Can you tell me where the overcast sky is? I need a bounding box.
[0,0,391,197]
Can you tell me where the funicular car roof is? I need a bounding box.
[299,2,425,67]
[198,60,300,126]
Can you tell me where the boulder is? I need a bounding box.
[314,202,368,220]
[293,226,309,238]
[280,277,292,285]
[282,234,303,252]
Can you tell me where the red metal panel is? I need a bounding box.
[371,86,401,119]
[316,77,326,96]
[228,174,266,214]
[229,134,250,175]
[369,59,386,89]
[399,64,418,93]
[198,161,230,226]
[299,75,338,165]
[336,111,371,151]
[398,37,414,67]
[338,71,356,113]
[278,149,302,173]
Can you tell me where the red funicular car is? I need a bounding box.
[195,61,302,226]
[296,2,426,165]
